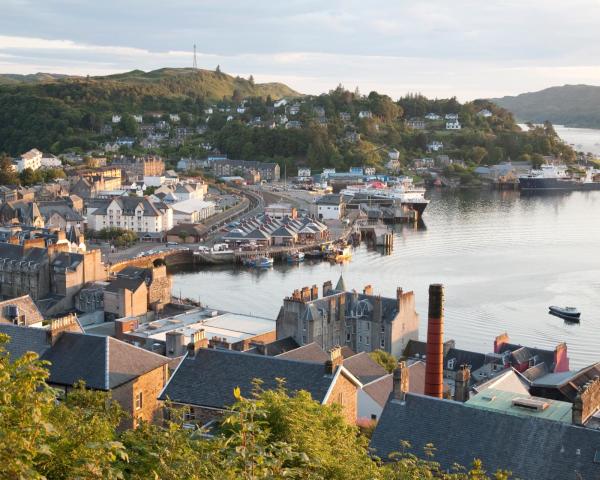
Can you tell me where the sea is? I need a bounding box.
[171,127,600,368]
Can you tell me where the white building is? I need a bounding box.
[40,153,62,169]
[364,167,376,176]
[446,120,462,130]
[174,183,207,202]
[358,111,373,119]
[445,113,459,120]
[425,113,441,120]
[169,114,180,123]
[264,203,295,219]
[143,176,166,187]
[478,109,493,118]
[427,141,444,152]
[171,199,216,225]
[274,98,288,108]
[87,197,172,233]
[17,149,43,172]
[316,194,345,220]
[288,104,301,115]
[133,115,143,123]
[112,115,121,123]
[297,168,311,178]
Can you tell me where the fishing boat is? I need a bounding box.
[285,250,305,263]
[549,305,581,320]
[328,245,352,262]
[305,249,323,259]
[254,256,274,268]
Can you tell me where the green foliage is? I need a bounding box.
[90,227,137,247]
[369,349,398,373]
[0,153,20,185]
[0,335,511,480]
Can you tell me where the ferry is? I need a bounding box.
[340,177,429,216]
[519,165,600,191]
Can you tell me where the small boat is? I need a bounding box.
[329,245,352,262]
[549,305,581,320]
[285,250,305,263]
[305,249,323,259]
[254,256,274,268]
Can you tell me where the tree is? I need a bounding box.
[178,230,189,243]
[471,146,488,165]
[248,75,255,86]
[0,153,19,185]
[369,349,397,373]
[119,114,138,137]
[19,167,42,186]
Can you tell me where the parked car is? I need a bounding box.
[166,241,179,246]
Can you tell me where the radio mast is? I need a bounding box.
[193,44,198,69]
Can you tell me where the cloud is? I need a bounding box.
[1,1,600,99]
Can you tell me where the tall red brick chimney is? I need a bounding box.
[424,284,444,398]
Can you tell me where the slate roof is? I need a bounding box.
[532,363,600,402]
[498,342,555,369]
[276,342,329,363]
[370,393,600,480]
[254,336,300,356]
[363,374,392,408]
[41,332,169,390]
[91,197,162,217]
[104,276,146,293]
[38,202,84,222]
[51,252,84,272]
[0,323,49,358]
[159,348,343,408]
[0,295,44,326]
[343,351,388,385]
[0,243,47,267]
[444,347,487,373]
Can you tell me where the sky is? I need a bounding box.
[2,0,600,100]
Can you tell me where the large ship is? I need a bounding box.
[340,177,429,215]
[519,165,600,191]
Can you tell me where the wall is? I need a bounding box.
[112,364,168,429]
[325,371,358,424]
[357,388,384,422]
[390,291,419,358]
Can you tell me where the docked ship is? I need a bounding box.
[519,165,600,191]
[340,177,429,216]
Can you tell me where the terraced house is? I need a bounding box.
[87,196,173,234]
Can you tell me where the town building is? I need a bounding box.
[40,153,62,168]
[446,120,462,130]
[276,278,419,358]
[407,118,426,130]
[172,183,207,201]
[212,159,280,182]
[425,112,441,120]
[264,203,297,219]
[170,199,216,224]
[158,346,360,426]
[358,111,373,119]
[116,307,276,356]
[316,194,345,220]
[86,197,173,234]
[17,148,43,172]
[0,314,170,429]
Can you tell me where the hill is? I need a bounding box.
[491,84,600,128]
[0,67,300,154]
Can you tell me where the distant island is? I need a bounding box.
[491,84,600,129]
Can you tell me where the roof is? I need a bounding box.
[41,332,169,390]
[363,374,393,408]
[159,348,348,408]
[532,363,600,402]
[51,252,84,272]
[104,276,146,293]
[370,393,600,480]
[342,351,388,385]
[0,295,44,326]
[276,342,329,363]
[251,336,300,356]
[316,194,342,205]
[467,388,573,423]
[473,368,531,396]
[0,323,49,358]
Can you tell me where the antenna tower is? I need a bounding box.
[193,44,198,69]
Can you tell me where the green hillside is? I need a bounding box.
[0,67,300,154]
[491,84,600,128]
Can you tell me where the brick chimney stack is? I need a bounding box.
[187,329,208,357]
[424,284,444,398]
[393,361,409,401]
[454,364,471,402]
[324,346,343,375]
[47,314,79,345]
[323,280,333,297]
[363,284,373,296]
[573,377,600,425]
[311,284,319,300]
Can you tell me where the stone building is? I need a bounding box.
[159,345,360,425]
[276,276,419,358]
[0,314,170,429]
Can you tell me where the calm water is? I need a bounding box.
[172,189,600,369]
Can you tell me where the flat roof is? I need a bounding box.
[467,388,572,423]
[127,308,275,345]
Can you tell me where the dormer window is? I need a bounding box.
[447,358,456,370]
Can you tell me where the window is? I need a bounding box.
[337,392,344,405]
[366,336,370,345]
[380,338,385,348]
[346,333,351,342]
[135,391,143,410]
[184,409,196,422]
[447,358,456,370]
[371,414,377,420]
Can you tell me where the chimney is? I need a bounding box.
[454,364,471,402]
[424,284,444,398]
[572,377,600,425]
[47,314,79,345]
[324,346,343,375]
[554,342,570,373]
[323,280,333,297]
[396,287,403,311]
[114,317,139,340]
[301,286,311,302]
[311,284,319,300]
[393,361,410,401]
[494,332,510,354]
[187,329,208,357]
[166,331,186,357]
[363,284,373,296]
[291,289,302,301]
